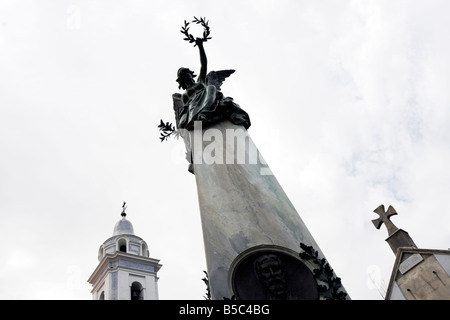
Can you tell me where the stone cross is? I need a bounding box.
[372,204,399,236]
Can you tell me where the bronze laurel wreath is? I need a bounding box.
[180,16,212,46]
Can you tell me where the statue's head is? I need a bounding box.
[254,254,288,299]
[176,67,196,89]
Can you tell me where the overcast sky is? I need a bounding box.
[1,0,450,300]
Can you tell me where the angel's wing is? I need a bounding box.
[172,93,183,128]
[172,93,194,173]
[206,69,235,91]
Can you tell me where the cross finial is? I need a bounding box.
[121,201,127,217]
[372,204,399,236]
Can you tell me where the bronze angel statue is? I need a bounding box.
[172,19,250,131]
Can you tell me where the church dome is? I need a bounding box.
[96,203,151,262]
[113,216,135,236]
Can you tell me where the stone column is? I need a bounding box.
[188,120,346,300]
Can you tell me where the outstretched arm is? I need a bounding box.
[196,38,207,83]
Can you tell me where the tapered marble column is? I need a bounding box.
[186,120,347,300]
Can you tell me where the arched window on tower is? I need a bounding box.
[99,291,105,300]
[98,246,104,261]
[130,281,144,300]
[141,242,148,257]
[118,238,127,253]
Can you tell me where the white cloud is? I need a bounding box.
[1,0,450,300]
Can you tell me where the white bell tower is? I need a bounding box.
[88,203,162,300]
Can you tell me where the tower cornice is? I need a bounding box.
[88,251,162,292]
